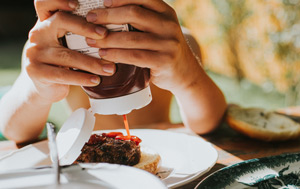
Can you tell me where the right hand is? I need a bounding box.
[24,1,116,104]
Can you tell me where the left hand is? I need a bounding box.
[85,0,202,94]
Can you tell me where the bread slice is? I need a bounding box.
[134,145,161,174]
[226,105,300,141]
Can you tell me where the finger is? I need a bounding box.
[29,14,107,45]
[103,0,171,14]
[29,63,101,87]
[48,12,108,40]
[86,6,178,35]
[35,0,79,21]
[86,32,174,51]
[38,47,116,76]
[98,48,171,69]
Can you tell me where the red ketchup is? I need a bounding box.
[88,132,142,146]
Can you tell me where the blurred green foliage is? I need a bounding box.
[211,0,252,82]
[210,0,300,105]
[268,0,300,105]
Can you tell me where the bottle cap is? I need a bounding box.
[89,86,152,115]
[56,108,95,165]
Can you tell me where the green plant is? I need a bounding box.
[211,0,252,82]
[267,0,300,105]
[211,0,300,105]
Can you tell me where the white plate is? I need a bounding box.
[94,129,218,188]
[0,163,166,189]
[0,129,218,188]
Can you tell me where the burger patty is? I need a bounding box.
[76,134,141,166]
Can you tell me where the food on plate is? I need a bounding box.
[226,105,300,141]
[76,132,141,165]
[76,132,161,174]
[134,144,161,175]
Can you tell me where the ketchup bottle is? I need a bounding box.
[63,0,152,115]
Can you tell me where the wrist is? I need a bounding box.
[171,58,204,97]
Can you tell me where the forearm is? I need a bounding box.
[0,72,51,143]
[173,66,226,134]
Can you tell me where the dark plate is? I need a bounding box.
[196,152,300,189]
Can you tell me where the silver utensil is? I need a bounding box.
[46,122,60,185]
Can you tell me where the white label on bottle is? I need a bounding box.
[65,0,129,58]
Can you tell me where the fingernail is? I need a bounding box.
[102,64,115,74]
[99,49,107,57]
[91,76,100,84]
[86,12,97,22]
[95,26,107,36]
[69,0,78,9]
[86,38,96,45]
[104,0,112,7]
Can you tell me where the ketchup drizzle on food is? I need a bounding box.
[88,132,141,145]
[87,115,142,145]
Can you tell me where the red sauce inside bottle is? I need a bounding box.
[82,63,150,99]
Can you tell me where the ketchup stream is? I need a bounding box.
[123,114,131,137]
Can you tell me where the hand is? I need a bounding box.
[25,8,116,104]
[84,0,202,94]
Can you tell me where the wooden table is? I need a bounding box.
[1,121,300,189]
[180,121,300,189]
